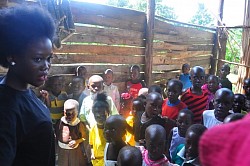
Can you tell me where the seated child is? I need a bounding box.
[219,64,232,90]
[167,109,194,160]
[139,124,177,166]
[41,75,68,125]
[232,94,246,114]
[162,79,187,125]
[179,63,192,91]
[201,75,220,110]
[202,88,234,128]
[181,66,208,123]
[223,113,245,123]
[139,92,166,144]
[104,115,127,165]
[55,99,87,166]
[243,78,250,112]
[68,76,87,109]
[103,69,120,111]
[79,75,118,130]
[172,124,207,166]
[117,146,142,166]
[89,93,110,166]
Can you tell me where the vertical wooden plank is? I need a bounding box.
[145,0,155,86]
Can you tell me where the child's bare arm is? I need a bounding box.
[40,90,51,107]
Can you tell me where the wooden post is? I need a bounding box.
[145,0,155,86]
[216,0,227,75]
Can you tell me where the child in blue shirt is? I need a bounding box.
[179,64,192,91]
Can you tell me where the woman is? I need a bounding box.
[0,6,55,165]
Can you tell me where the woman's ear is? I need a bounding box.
[6,56,16,66]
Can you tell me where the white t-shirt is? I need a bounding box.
[202,110,223,128]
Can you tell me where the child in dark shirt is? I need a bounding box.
[232,94,246,114]
[219,64,232,90]
[243,78,250,112]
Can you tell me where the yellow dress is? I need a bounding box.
[125,115,135,146]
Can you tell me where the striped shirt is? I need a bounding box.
[181,88,208,123]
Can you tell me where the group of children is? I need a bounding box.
[37,63,250,166]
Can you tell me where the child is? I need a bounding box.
[223,113,245,123]
[148,85,163,95]
[56,99,87,166]
[126,65,146,99]
[172,124,207,166]
[120,92,133,118]
[139,92,166,144]
[232,94,246,114]
[117,146,142,166]
[41,75,68,125]
[79,75,118,130]
[139,124,177,166]
[219,64,232,90]
[162,79,187,122]
[75,66,90,96]
[68,76,87,109]
[89,93,110,166]
[104,115,127,165]
[179,63,192,91]
[181,66,208,123]
[167,109,194,160]
[103,69,120,111]
[201,75,220,110]
[243,78,250,112]
[202,88,234,128]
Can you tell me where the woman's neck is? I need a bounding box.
[5,71,28,91]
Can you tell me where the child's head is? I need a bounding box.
[145,124,166,161]
[103,69,113,86]
[214,88,234,121]
[130,65,140,81]
[185,124,207,160]
[104,115,127,142]
[182,63,190,74]
[166,79,183,103]
[93,92,110,127]
[243,78,250,96]
[220,64,230,79]
[232,94,245,113]
[88,75,103,94]
[145,92,163,118]
[207,75,219,93]
[132,97,145,116]
[71,76,85,96]
[223,113,245,123]
[64,99,79,123]
[190,66,205,90]
[117,146,142,166]
[75,66,87,78]
[176,109,194,137]
[148,85,162,95]
[49,75,64,96]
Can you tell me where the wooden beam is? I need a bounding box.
[145,0,155,86]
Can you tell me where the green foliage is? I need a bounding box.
[106,0,129,7]
[189,3,214,26]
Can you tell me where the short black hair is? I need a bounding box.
[222,64,230,72]
[130,65,140,72]
[208,75,219,83]
[72,76,85,85]
[148,85,162,94]
[93,92,110,114]
[167,79,183,91]
[182,63,190,70]
[186,124,207,137]
[179,109,194,121]
[224,113,245,123]
[0,6,55,68]
[117,146,142,166]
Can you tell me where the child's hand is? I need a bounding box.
[91,154,95,160]
[68,140,77,148]
[40,90,49,100]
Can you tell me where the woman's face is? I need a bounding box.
[11,37,53,89]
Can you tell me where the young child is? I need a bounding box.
[117,146,142,166]
[219,64,232,90]
[243,78,250,112]
[68,76,87,109]
[181,66,208,123]
[41,75,68,125]
[55,99,87,166]
[103,69,120,111]
[232,94,246,114]
[89,93,110,166]
[79,75,118,130]
[201,75,221,110]
[139,92,166,144]
[166,109,194,160]
[75,66,90,96]
[172,124,207,166]
[162,79,187,122]
[202,88,234,128]
[179,63,192,91]
[104,115,127,165]
[223,113,245,123]
[126,65,146,99]
[139,124,177,166]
